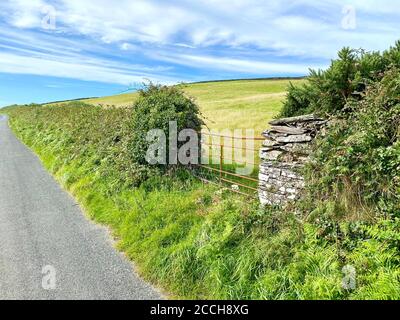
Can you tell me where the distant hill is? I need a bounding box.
[80,78,304,134]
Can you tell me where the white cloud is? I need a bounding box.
[174,43,197,49]
[3,0,399,57]
[0,0,399,84]
[1,0,46,28]
[69,1,399,60]
[154,53,325,75]
[120,43,131,51]
[0,50,177,84]
[0,23,179,84]
[57,0,199,44]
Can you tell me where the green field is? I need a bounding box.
[83,79,304,135]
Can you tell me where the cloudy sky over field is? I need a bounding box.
[0,0,399,106]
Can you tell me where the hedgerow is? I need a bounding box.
[304,67,400,221]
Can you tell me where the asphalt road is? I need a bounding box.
[0,114,162,300]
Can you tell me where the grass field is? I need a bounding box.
[83,78,304,135]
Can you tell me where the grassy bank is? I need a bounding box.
[3,101,399,300]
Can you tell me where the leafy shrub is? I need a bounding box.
[130,84,203,172]
[308,68,400,218]
[280,41,400,117]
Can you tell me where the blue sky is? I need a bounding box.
[0,0,399,107]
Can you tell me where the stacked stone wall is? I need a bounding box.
[259,114,327,206]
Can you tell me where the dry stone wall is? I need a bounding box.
[259,114,327,206]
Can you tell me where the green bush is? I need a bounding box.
[307,68,400,218]
[130,84,203,173]
[280,41,400,118]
